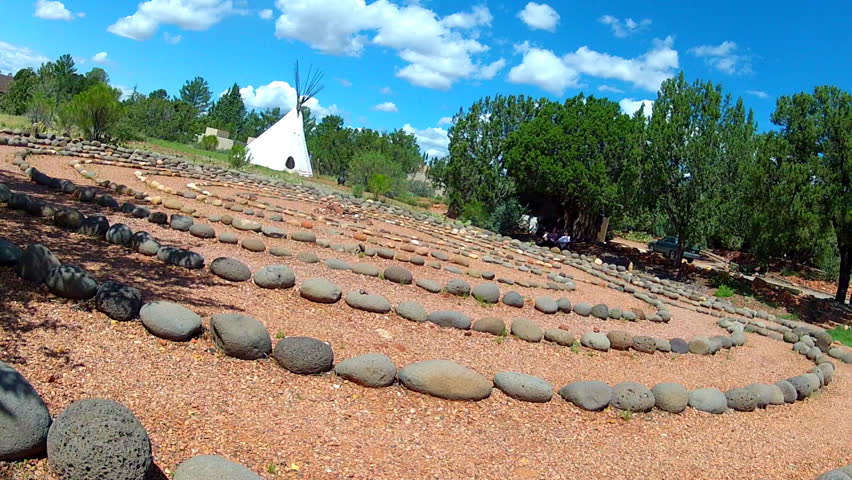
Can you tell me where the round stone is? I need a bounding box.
[775,379,798,403]
[607,330,633,350]
[96,281,142,321]
[140,301,202,341]
[300,278,342,303]
[632,336,657,354]
[169,214,193,231]
[471,283,500,304]
[559,381,612,411]
[296,251,319,263]
[345,290,392,313]
[688,388,728,414]
[253,265,295,289]
[399,360,491,401]
[210,313,272,360]
[147,212,168,225]
[157,247,204,269]
[590,304,609,319]
[745,383,785,407]
[651,382,689,413]
[334,353,397,388]
[47,399,151,480]
[105,224,133,246]
[54,207,84,229]
[445,278,471,296]
[544,329,575,346]
[46,264,98,300]
[78,215,109,237]
[426,310,472,330]
[261,225,285,238]
[557,298,572,313]
[494,371,553,403]
[502,291,525,308]
[352,263,381,277]
[210,257,252,282]
[611,382,655,412]
[580,332,610,351]
[189,223,215,238]
[232,217,261,231]
[174,455,263,480]
[670,338,689,354]
[0,361,51,461]
[269,247,292,257]
[241,238,266,252]
[291,230,317,242]
[511,317,543,342]
[725,388,758,411]
[473,317,506,335]
[688,337,713,355]
[396,301,428,322]
[534,296,558,314]
[325,258,351,270]
[273,336,334,374]
[415,278,442,293]
[384,266,413,285]
[573,302,592,316]
[377,248,395,259]
[218,232,239,244]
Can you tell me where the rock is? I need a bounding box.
[557,298,572,313]
[189,223,215,239]
[651,382,689,413]
[157,247,204,269]
[384,266,413,285]
[210,257,252,282]
[300,278,342,303]
[345,290,392,313]
[377,248,395,259]
[296,251,319,263]
[139,301,202,341]
[47,399,151,480]
[169,214,193,231]
[559,381,612,411]
[261,225,285,238]
[534,296,558,314]
[688,337,713,355]
[580,332,610,351]
[415,278,442,293]
[218,232,238,244]
[54,208,84,229]
[445,278,471,296]
[815,470,852,480]
[590,304,609,319]
[426,310,472,330]
[253,265,296,289]
[775,379,798,404]
[173,455,262,480]
[78,215,109,237]
[241,238,266,252]
[232,217,261,231]
[147,211,168,225]
[395,301,428,322]
[731,331,746,347]
[105,224,133,247]
[573,302,592,316]
[688,388,728,414]
[610,382,655,412]
[15,244,60,283]
[511,317,543,342]
[210,313,271,360]
[335,353,397,388]
[352,263,381,277]
[95,281,142,321]
[0,361,51,461]
[46,264,98,300]
[494,372,552,403]
[273,336,334,374]
[725,388,758,412]
[607,330,633,351]
[787,374,818,400]
[471,283,500,304]
[544,329,575,346]
[269,247,292,257]
[670,338,689,354]
[399,360,491,400]
[745,383,785,407]
[473,317,506,335]
[325,258,351,270]
[291,230,317,242]
[0,238,23,266]
[655,338,672,352]
[502,291,525,308]
[632,336,657,354]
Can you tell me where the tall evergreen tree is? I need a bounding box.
[207,83,245,138]
[179,76,212,115]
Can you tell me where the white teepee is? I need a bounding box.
[247,62,323,177]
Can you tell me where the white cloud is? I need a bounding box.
[108,0,244,41]
[746,89,768,99]
[238,80,340,118]
[403,123,449,158]
[273,0,498,90]
[337,78,352,87]
[115,85,136,101]
[373,101,398,112]
[437,116,453,126]
[163,32,182,44]
[34,0,75,21]
[619,98,653,117]
[477,58,506,80]
[517,2,560,32]
[0,41,49,74]
[599,15,651,38]
[688,41,752,74]
[598,85,624,94]
[508,47,579,95]
[91,52,109,64]
[380,86,392,95]
[258,8,273,20]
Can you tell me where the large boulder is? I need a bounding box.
[345,290,392,313]
[273,336,334,375]
[510,317,543,342]
[610,382,655,412]
[300,278,342,303]
[334,353,397,388]
[139,301,202,341]
[95,281,142,321]
[399,360,491,401]
[493,371,552,403]
[688,388,728,414]
[15,244,60,283]
[426,310,472,330]
[651,382,689,413]
[0,361,51,461]
[174,455,263,480]
[253,265,296,289]
[0,238,23,266]
[47,399,151,480]
[210,313,271,360]
[383,266,413,285]
[559,381,612,411]
[471,283,500,304]
[210,257,252,282]
[46,264,98,300]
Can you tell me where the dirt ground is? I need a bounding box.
[1,148,850,480]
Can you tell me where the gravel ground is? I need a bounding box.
[1,148,850,480]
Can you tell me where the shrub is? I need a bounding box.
[715,284,735,298]
[352,184,365,198]
[367,173,393,199]
[408,179,435,198]
[199,134,218,151]
[228,143,250,169]
[65,82,124,141]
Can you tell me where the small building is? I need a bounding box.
[197,127,234,151]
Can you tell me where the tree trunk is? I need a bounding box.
[674,234,685,266]
[836,244,850,303]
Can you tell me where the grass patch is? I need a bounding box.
[779,312,799,321]
[715,284,735,298]
[0,114,29,130]
[827,325,852,347]
[614,230,654,243]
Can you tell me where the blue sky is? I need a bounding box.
[2,0,851,157]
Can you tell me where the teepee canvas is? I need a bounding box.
[247,63,323,177]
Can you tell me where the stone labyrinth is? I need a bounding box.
[1,130,851,479]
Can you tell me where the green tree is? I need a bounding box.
[308,114,351,175]
[179,76,212,114]
[66,82,123,141]
[1,68,38,115]
[426,156,448,192]
[367,173,393,199]
[207,83,246,139]
[348,150,401,188]
[85,67,110,86]
[771,86,851,302]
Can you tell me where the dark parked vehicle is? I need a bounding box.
[648,236,699,263]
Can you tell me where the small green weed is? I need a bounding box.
[275,330,286,339]
[618,409,633,421]
[715,284,735,298]
[267,463,278,474]
[494,328,508,345]
[570,341,580,354]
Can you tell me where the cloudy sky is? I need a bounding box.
[3,0,851,157]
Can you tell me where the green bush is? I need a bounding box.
[348,151,401,186]
[715,284,735,298]
[65,83,125,142]
[199,134,218,151]
[367,173,393,199]
[228,143,250,169]
[408,179,435,198]
[352,184,365,198]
